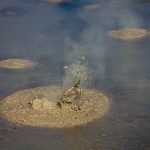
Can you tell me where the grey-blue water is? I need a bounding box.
[0,0,150,149]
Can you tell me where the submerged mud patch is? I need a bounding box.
[0,6,28,17]
[108,28,150,41]
[0,59,36,69]
[84,4,101,10]
[44,0,69,3]
[0,86,110,128]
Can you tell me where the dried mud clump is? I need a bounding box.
[0,86,110,128]
[84,4,101,10]
[0,59,36,69]
[108,28,150,41]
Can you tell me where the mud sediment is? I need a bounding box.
[0,59,36,69]
[108,28,150,41]
[84,4,101,10]
[0,86,110,128]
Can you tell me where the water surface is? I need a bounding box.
[0,0,150,149]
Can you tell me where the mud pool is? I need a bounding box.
[0,0,150,150]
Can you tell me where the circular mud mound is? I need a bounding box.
[0,86,110,128]
[84,4,101,10]
[108,28,150,41]
[0,59,36,69]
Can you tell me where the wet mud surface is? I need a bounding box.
[0,59,36,69]
[0,86,110,128]
[108,28,150,41]
[84,4,101,10]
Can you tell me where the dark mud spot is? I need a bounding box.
[0,6,28,17]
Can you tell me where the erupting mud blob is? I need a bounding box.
[84,4,101,10]
[0,7,28,17]
[0,86,110,128]
[108,28,150,41]
[0,59,36,69]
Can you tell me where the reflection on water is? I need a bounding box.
[0,0,150,150]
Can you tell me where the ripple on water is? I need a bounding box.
[0,6,28,17]
[44,0,69,3]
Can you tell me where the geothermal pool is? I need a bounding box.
[0,0,150,150]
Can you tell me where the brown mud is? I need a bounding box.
[84,4,101,10]
[0,59,36,69]
[0,86,110,128]
[108,28,150,41]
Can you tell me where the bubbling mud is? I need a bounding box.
[108,28,150,41]
[84,4,101,10]
[0,86,110,128]
[0,59,36,69]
